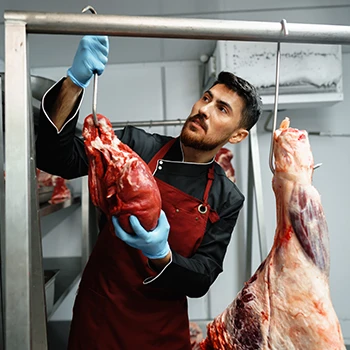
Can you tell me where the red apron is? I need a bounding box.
[68,138,219,350]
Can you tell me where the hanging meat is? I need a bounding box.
[49,177,71,204]
[82,114,162,233]
[36,169,71,204]
[200,118,345,350]
[215,148,236,183]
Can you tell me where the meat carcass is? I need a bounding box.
[201,118,345,350]
[215,148,236,182]
[49,177,71,204]
[82,114,161,233]
[36,169,71,204]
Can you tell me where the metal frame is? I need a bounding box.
[4,10,350,350]
[0,64,5,350]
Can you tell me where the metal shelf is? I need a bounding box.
[39,196,81,217]
[43,257,82,321]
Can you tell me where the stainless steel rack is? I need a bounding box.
[3,9,350,350]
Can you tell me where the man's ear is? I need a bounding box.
[228,128,249,144]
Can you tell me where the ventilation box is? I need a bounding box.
[203,41,343,110]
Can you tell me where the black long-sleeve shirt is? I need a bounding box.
[36,78,245,298]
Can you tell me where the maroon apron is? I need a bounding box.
[68,138,219,350]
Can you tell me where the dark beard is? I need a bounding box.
[180,115,223,151]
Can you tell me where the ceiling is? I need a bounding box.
[1,0,350,68]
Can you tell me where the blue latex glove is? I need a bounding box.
[112,210,170,259]
[67,35,109,88]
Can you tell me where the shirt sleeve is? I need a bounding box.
[143,196,244,298]
[35,78,89,179]
[36,77,169,178]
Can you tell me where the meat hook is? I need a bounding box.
[268,20,322,173]
[269,19,288,175]
[82,6,99,127]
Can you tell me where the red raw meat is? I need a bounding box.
[215,148,235,183]
[201,118,345,350]
[82,114,161,233]
[37,169,55,187]
[49,177,71,204]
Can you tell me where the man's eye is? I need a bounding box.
[219,106,227,114]
[203,96,209,102]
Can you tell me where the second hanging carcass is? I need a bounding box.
[200,118,345,350]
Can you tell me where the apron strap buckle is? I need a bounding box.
[198,204,208,214]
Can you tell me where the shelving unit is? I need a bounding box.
[43,257,81,320]
[38,196,83,321]
[39,196,81,218]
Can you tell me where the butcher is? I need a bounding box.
[36,35,262,350]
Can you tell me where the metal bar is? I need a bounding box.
[29,71,47,348]
[245,134,254,281]
[112,118,186,129]
[0,65,5,350]
[4,21,32,350]
[81,177,99,269]
[250,126,268,261]
[245,126,268,280]
[4,11,350,44]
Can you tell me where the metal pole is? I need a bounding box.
[246,134,254,280]
[29,81,48,348]
[250,126,267,261]
[245,126,267,280]
[0,67,5,350]
[4,11,350,44]
[81,176,99,269]
[111,118,186,129]
[4,21,32,349]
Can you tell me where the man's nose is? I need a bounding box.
[199,103,210,119]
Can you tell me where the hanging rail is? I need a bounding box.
[4,10,350,44]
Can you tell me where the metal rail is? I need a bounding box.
[4,11,350,44]
[4,9,350,350]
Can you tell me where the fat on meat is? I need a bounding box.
[82,114,162,233]
[200,118,345,350]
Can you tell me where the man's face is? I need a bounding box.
[180,84,246,151]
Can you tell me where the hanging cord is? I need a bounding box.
[82,6,99,126]
[269,19,288,174]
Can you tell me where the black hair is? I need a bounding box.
[211,71,263,131]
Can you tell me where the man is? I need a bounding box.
[36,35,262,350]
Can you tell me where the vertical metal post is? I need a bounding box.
[0,71,6,350]
[81,176,99,269]
[5,20,31,349]
[245,126,267,280]
[246,142,254,281]
[29,92,48,348]
[5,20,47,349]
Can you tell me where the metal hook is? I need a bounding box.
[269,19,289,174]
[82,6,99,127]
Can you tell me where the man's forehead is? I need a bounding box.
[209,85,242,103]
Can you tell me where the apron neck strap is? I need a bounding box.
[148,138,215,204]
[148,138,177,172]
[203,166,215,204]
